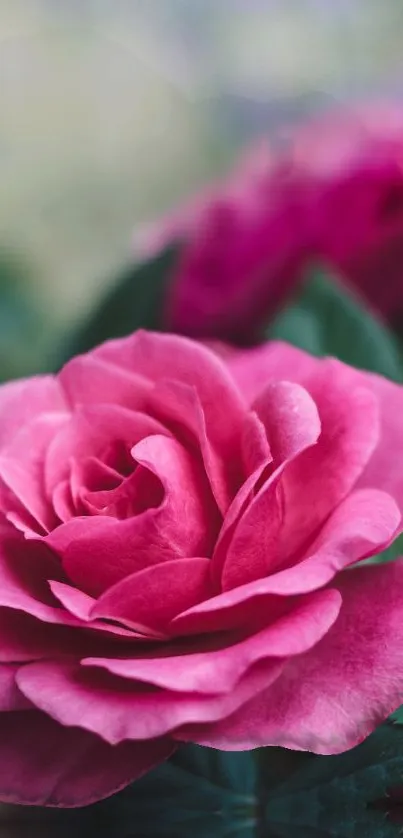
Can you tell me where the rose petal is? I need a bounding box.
[48,581,151,640]
[45,405,168,497]
[0,664,30,710]
[60,354,151,411]
[0,414,68,534]
[223,341,315,404]
[177,560,403,754]
[0,607,111,661]
[275,364,379,560]
[173,488,399,635]
[226,342,403,519]
[252,380,321,463]
[94,331,248,510]
[0,710,173,807]
[221,382,321,589]
[16,658,283,744]
[91,557,212,633]
[241,411,271,473]
[220,472,283,590]
[49,435,219,596]
[0,377,67,451]
[0,528,80,627]
[149,379,240,512]
[84,588,341,694]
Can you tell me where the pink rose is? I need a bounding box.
[293,103,403,320]
[1,330,403,807]
[134,145,310,343]
[136,103,403,341]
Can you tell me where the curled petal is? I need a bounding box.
[176,560,403,754]
[0,710,173,807]
[85,587,341,694]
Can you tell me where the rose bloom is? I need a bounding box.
[1,330,403,807]
[136,103,403,341]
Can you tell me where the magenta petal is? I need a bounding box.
[95,331,248,510]
[223,341,316,404]
[226,342,403,520]
[49,435,218,596]
[0,414,68,533]
[277,368,379,560]
[221,386,321,590]
[0,530,82,627]
[173,488,399,635]
[60,354,152,411]
[84,587,340,693]
[93,331,247,418]
[0,710,173,807]
[91,557,212,633]
[16,658,283,744]
[0,377,67,450]
[252,380,321,464]
[0,664,30,710]
[149,379,240,512]
[176,561,403,754]
[45,404,168,496]
[241,412,271,474]
[210,460,270,586]
[220,472,283,590]
[49,581,150,640]
[48,581,95,621]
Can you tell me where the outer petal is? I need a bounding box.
[93,331,247,418]
[0,710,173,807]
[59,354,152,411]
[0,530,144,640]
[84,588,341,694]
[222,341,315,405]
[177,560,403,754]
[0,377,67,451]
[17,658,284,744]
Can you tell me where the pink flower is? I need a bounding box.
[137,103,403,340]
[134,145,310,343]
[293,103,403,320]
[1,330,403,806]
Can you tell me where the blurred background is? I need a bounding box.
[1,0,403,378]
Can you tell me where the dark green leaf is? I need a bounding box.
[268,267,403,381]
[58,245,179,366]
[264,723,403,837]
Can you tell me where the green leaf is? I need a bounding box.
[6,734,403,836]
[58,245,179,366]
[264,723,403,837]
[268,267,403,382]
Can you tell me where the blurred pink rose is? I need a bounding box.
[294,103,403,320]
[1,331,403,806]
[135,102,403,341]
